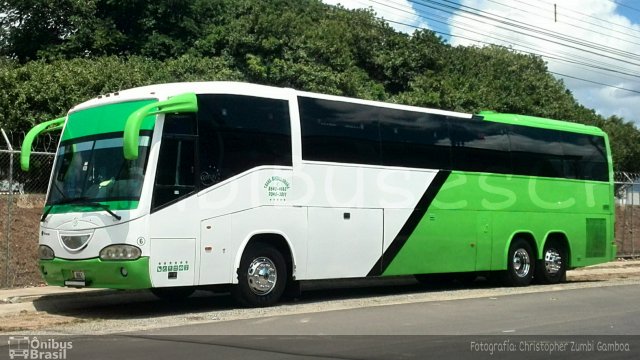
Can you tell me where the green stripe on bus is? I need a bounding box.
[63,100,157,141]
[44,200,140,214]
[381,171,613,276]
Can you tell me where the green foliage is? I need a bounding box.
[1,0,639,171]
[0,56,243,130]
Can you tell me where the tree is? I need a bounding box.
[1,0,639,170]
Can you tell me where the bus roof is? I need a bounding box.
[69,81,607,138]
[478,111,605,136]
[69,82,294,113]
[71,81,473,120]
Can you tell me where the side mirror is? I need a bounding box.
[123,93,198,160]
[20,117,65,171]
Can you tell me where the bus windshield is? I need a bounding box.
[47,135,151,205]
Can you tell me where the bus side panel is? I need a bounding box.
[148,195,201,287]
[198,216,233,285]
[229,206,308,283]
[382,209,479,275]
[306,207,382,279]
[380,172,614,275]
[149,238,196,287]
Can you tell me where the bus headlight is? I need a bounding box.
[99,245,142,261]
[38,245,55,260]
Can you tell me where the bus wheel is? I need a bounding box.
[232,243,287,307]
[535,241,567,284]
[502,238,535,287]
[150,286,195,301]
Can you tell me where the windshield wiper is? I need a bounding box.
[78,202,122,221]
[41,182,72,222]
[42,196,89,222]
[41,197,122,221]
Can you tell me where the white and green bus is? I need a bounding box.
[22,82,615,306]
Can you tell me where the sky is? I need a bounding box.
[322,0,640,124]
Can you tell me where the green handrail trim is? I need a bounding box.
[20,117,65,171]
[123,92,198,160]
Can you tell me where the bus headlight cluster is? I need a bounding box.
[38,245,55,260]
[99,245,141,261]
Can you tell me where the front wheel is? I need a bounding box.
[232,243,287,307]
[535,241,567,284]
[502,238,535,287]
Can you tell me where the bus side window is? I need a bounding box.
[152,114,197,211]
[197,94,292,188]
[509,125,565,178]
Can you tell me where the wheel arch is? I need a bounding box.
[502,231,538,269]
[543,231,571,268]
[233,231,295,284]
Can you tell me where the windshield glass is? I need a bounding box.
[47,135,151,205]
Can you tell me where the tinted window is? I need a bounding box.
[561,132,608,181]
[509,125,565,178]
[163,113,197,135]
[299,97,380,165]
[198,94,291,187]
[379,108,451,169]
[153,114,197,210]
[450,118,511,173]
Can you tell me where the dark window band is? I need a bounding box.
[298,96,608,182]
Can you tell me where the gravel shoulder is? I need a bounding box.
[1,260,639,335]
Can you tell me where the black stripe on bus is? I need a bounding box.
[367,170,451,277]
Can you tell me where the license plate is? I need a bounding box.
[64,280,86,287]
[72,271,85,281]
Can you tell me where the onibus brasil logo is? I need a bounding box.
[8,336,73,359]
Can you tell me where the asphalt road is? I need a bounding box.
[3,284,639,360]
[139,284,640,336]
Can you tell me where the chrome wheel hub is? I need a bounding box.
[247,257,277,295]
[544,248,562,275]
[513,249,531,278]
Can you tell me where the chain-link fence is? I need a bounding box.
[615,172,640,258]
[1,129,57,288]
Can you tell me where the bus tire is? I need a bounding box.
[150,286,195,301]
[232,243,287,307]
[502,238,535,287]
[535,240,567,284]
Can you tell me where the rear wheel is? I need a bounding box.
[232,243,287,307]
[535,240,567,284]
[502,238,535,286]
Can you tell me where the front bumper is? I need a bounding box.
[39,257,152,289]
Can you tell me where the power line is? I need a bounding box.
[539,0,640,37]
[414,0,640,63]
[409,0,640,74]
[359,1,640,96]
[385,16,640,95]
[397,0,640,79]
[369,0,640,81]
[549,71,640,94]
[610,0,640,15]
[487,0,640,47]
